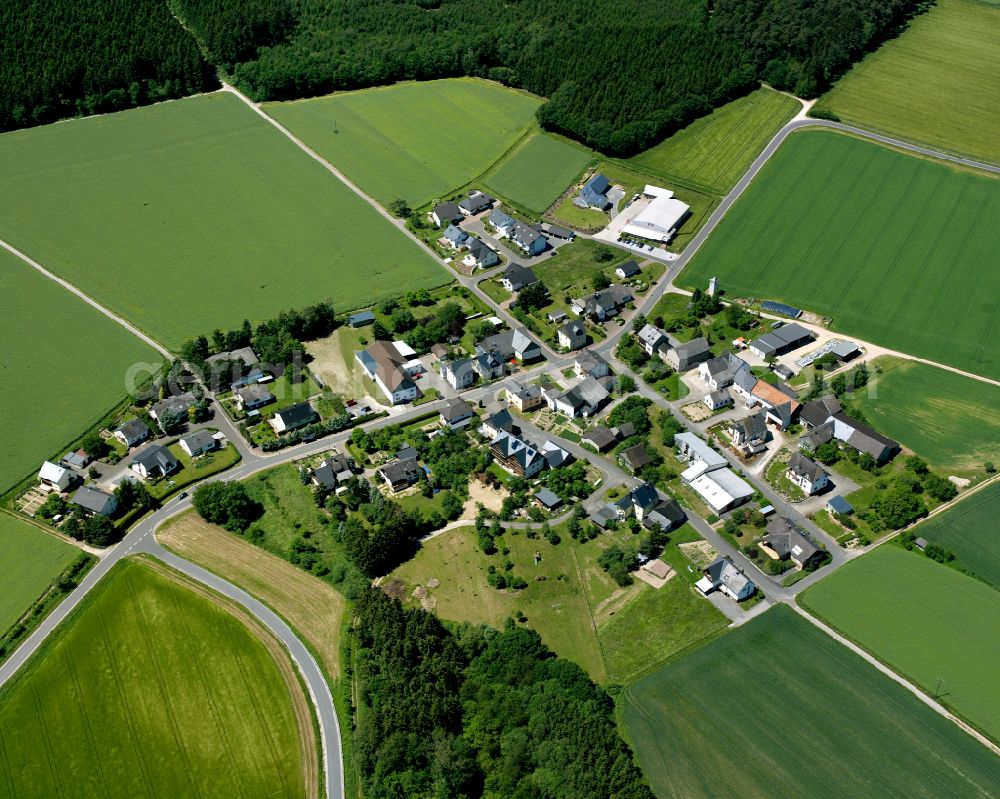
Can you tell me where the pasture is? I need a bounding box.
[802,545,1000,742]
[913,481,1000,587]
[266,78,541,207]
[680,131,1000,379]
[626,88,800,192]
[484,131,592,212]
[624,604,1000,798]
[850,356,1000,473]
[0,558,313,798]
[0,91,449,349]
[815,0,1000,165]
[0,250,162,493]
[0,515,79,635]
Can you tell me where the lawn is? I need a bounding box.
[531,238,628,291]
[624,604,1000,798]
[0,515,80,635]
[552,195,609,231]
[814,0,1000,166]
[0,250,162,493]
[265,78,541,207]
[802,545,1000,742]
[911,480,1000,587]
[0,558,313,798]
[483,131,592,213]
[626,88,800,193]
[849,356,1000,474]
[147,440,242,500]
[0,91,449,349]
[679,130,1000,380]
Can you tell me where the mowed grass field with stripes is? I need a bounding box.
[680,131,1000,379]
[0,559,313,798]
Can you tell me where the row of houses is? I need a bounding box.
[798,394,900,464]
[431,191,494,226]
[589,482,686,532]
[441,327,543,391]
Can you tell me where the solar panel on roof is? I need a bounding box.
[761,300,802,318]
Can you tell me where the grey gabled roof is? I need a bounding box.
[180,429,215,451]
[489,208,515,228]
[131,443,178,473]
[115,417,149,440]
[800,395,842,427]
[582,425,616,450]
[826,495,854,515]
[637,324,667,348]
[484,407,514,433]
[380,456,421,484]
[433,201,462,221]
[71,485,117,515]
[274,401,317,428]
[831,411,899,456]
[440,397,474,422]
[621,444,652,470]
[674,336,711,358]
[763,516,819,562]
[559,320,586,338]
[534,487,562,508]
[787,451,824,482]
[151,392,195,418]
[502,263,537,286]
[616,259,640,277]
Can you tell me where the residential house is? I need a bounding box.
[533,488,562,511]
[206,346,259,369]
[800,395,843,428]
[786,451,828,495]
[311,453,353,491]
[432,201,463,227]
[235,384,275,411]
[38,461,73,492]
[746,380,801,430]
[507,381,543,412]
[510,221,546,256]
[270,402,318,434]
[482,407,515,439]
[637,324,668,356]
[463,237,499,269]
[490,431,545,478]
[572,285,633,322]
[748,322,813,359]
[458,191,493,216]
[130,444,179,480]
[500,263,538,292]
[540,439,572,469]
[347,311,375,328]
[697,557,756,601]
[582,426,617,452]
[664,337,712,372]
[575,351,610,379]
[557,320,587,351]
[726,409,768,456]
[149,393,196,430]
[541,223,573,240]
[439,398,475,429]
[443,224,469,249]
[71,485,118,517]
[488,208,515,236]
[761,516,822,569]
[704,390,732,411]
[698,351,749,388]
[644,496,686,531]
[113,418,151,449]
[356,341,422,404]
[615,260,640,280]
[379,457,422,491]
[442,358,476,391]
[799,421,835,454]
[622,483,685,531]
[477,328,541,363]
[179,429,217,457]
[543,377,609,418]
[575,174,610,209]
[473,351,505,381]
[619,444,652,474]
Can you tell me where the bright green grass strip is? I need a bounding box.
[484,131,592,212]
[816,0,1000,165]
[624,604,1000,798]
[679,130,1000,379]
[802,546,1000,742]
[0,92,450,349]
[0,558,308,798]
[0,249,162,492]
[850,356,1000,473]
[627,88,799,192]
[0,515,78,633]
[266,78,542,207]
[913,481,1000,587]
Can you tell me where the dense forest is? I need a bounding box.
[0,0,216,132]
[174,0,926,153]
[352,587,654,798]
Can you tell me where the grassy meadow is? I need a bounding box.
[850,356,1000,474]
[680,131,1000,379]
[266,78,541,207]
[815,0,1000,165]
[626,88,800,192]
[0,558,312,798]
[802,545,1000,741]
[0,250,162,492]
[0,91,449,349]
[484,131,592,212]
[624,604,1000,798]
[912,481,1000,587]
[0,515,80,634]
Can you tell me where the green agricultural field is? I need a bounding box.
[680,131,1000,379]
[0,515,79,635]
[802,545,1000,741]
[850,356,1000,473]
[266,78,541,207]
[626,88,800,192]
[484,131,592,213]
[0,92,449,349]
[815,0,1000,165]
[915,481,1000,586]
[0,250,162,492]
[0,558,312,798]
[624,604,1000,798]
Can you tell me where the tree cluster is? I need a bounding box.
[192,481,264,533]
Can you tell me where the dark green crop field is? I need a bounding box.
[680,131,1000,379]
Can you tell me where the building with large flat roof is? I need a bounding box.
[622,185,690,243]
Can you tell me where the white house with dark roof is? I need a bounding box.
[149,393,196,429]
[574,351,609,379]
[270,402,318,434]
[761,516,822,569]
[71,485,118,517]
[575,173,610,209]
[477,328,541,363]
[443,224,469,249]
[439,398,475,429]
[356,341,422,404]
[236,383,275,411]
[726,409,768,456]
[510,221,546,255]
[786,451,828,495]
[557,320,587,351]
[500,263,538,292]
[637,324,669,356]
[697,557,755,601]
[179,429,217,458]
[698,351,749,388]
[664,337,711,372]
[571,285,633,322]
[490,431,545,478]
[458,191,493,216]
[463,237,499,269]
[113,418,151,449]
[442,358,476,391]
[130,444,179,480]
[432,201,463,227]
[615,260,641,280]
[542,377,609,418]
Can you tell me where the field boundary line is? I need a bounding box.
[790,601,1000,757]
[0,238,172,360]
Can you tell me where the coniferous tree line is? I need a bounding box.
[173,0,927,154]
[0,0,217,132]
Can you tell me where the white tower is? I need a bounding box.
[708,277,718,297]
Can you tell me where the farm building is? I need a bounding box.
[533,487,562,511]
[621,185,690,242]
[748,322,814,358]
